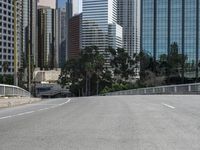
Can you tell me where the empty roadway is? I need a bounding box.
[0,95,200,150]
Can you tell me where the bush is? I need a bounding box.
[0,75,14,85]
[100,82,137,94]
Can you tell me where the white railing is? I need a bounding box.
[105,83,200,96]
[0,84,31,97]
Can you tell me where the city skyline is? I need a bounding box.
[1,0,200,87]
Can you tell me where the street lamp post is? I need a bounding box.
[13,0,18,86]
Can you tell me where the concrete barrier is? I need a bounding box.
[105,83,200,96]
[0,84,30,97]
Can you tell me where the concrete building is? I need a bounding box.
[0,0,23,75]
[141,0,200,79]
[82,0,123,61]
[68,13,82,59]
[108,24,123,50]
[117,0,141,56]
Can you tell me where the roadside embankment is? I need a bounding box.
[0,97,41,108]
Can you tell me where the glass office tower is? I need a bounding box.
[141,0,200,79]
[38,6,55,69]
[23,0,38,67]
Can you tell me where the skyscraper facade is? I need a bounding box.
[38,0,60,69]
[82,0,122,56]
[141,0,200,79]
[22,0,38,67]
[117,0,141,56]
[68,13,82,59]
[0,0,22,75]
[56,7,67,67]
[108,24,123,50]
[56,0,80,66]
[38,6,55,69]
[65,0,73,61]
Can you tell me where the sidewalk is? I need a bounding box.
[0,97,41,108]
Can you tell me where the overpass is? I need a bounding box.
[0,95,200,150]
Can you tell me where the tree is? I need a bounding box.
[59,46,106,96]
[107,47,139,81]
[139,42,187,86]
[81,46,105,95]
[2,61,9,84]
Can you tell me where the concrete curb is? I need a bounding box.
[0,97,41,108]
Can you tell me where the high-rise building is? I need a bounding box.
[56,0,77,67]
[56,0,73,67]
[117,0,141,56]
[15,0,23,75]
[82,0,123,58]
[38,6,55,69]
[108,24,123,50]
[22,0,38,68]
[0,0,22,75]
[141,0,200,79]
[65,0,73,61]
[56,0,80,65]
[56,7,67,67]
[68,13,82,59]
[38,0,59,69]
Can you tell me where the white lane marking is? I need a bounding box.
[0,98,71,121]
[29,104,57,106]
[0,116,12,120]
[16,111,35,116]
[162,103,175,109]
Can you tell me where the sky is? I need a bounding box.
[58,0,82,12]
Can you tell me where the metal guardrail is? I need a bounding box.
[0,84,31,97]
[105,83,200,96]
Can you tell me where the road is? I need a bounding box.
[0,95,200,150]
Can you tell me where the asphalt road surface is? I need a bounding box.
[0,95,200,150]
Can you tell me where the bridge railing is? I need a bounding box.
[105,83,200,96]
[0,84,31,97]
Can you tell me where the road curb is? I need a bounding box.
[0,97,41,108]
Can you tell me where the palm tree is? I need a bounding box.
[85,62,95,96]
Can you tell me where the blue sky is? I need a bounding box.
[58,0,82,12]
